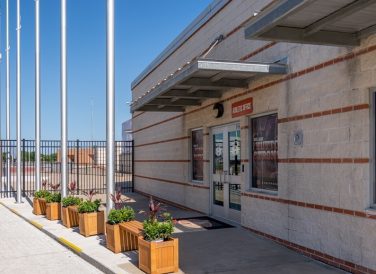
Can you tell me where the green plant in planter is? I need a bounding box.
[34,190,51,199]
[78,199,101,213]
[45,192,61,203]
[107,206,135,225]
[143,219,174,241]
[62,196,82,208]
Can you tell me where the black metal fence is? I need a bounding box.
[0,140,134,198]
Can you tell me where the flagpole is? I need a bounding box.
[16,0,22,203]
[35,0,41,192]
[5,0,10,197]
[106,0,115,213]
[61,0,68,198]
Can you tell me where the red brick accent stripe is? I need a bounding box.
[135,174,210,190]
[278,158,369,164]
[243,226,375,274]
[240,42,277,61]
[134,136,190,148]
[134,160,190,163]
[278,104,369,124]
[241,192,376,221]
[133,43,376,135]
[133,111,145,119]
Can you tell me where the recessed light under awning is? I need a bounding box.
[131,59,287,112]
[244,0,376,46]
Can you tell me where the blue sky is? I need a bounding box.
[0,0,212,140]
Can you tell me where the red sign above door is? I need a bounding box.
[232,98,253,118]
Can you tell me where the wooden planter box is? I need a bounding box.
[106,220,143,253]
[61,206,79,228]
[46,202,61,220]
[79,211,104,237]
[106,223,121,253]
[138,237,179,274]
[33,198,42,215]
[38,198,47,215]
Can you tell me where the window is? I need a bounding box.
[251,114,278,191]
[192,129,204,181]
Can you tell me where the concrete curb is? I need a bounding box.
[0,201,117,274]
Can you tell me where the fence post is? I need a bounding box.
[132,140,134,192]
[22,139,26,197]
[76,139,79,194]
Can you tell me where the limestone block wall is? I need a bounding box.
[132,0,376,272]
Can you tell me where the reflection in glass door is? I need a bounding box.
[211,124,241,223]
[213,133,224,206]
[228,129,241,211]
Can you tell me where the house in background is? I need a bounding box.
[131,0,376,272]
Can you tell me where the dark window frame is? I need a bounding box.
[191,128,204,182]
[249,113,278,192]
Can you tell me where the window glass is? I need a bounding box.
[251,114,278,191]
[192,129,203,181]
[228,129,241,176]
[213,133,224,174]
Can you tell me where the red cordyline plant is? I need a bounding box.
[49,182,60,191]
[83,189,98,202]
[147,197,174,224]
[68,181,77,195]
[110,190,125,210]
[148,196,161,222]
[41,179,48,190]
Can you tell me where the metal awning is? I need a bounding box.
[244,0,376,46]
[131,59,287,112]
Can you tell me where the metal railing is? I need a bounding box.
[0,139,134,198]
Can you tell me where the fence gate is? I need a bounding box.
[0,140,134,198]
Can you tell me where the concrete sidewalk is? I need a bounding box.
[0,203,102,274]
[0,193,347,274]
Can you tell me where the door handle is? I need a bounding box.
[223,171,229,184]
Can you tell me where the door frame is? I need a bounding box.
[209,122,241,224]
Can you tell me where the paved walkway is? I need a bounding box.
[0,204,102,274]
[0,194,347,274]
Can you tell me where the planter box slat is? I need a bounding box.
[33,198,42,215]
[62,205,79,228]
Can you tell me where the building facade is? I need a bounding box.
[131,0,376,272]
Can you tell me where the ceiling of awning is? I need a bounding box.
[244,0,376,46]
[130,59,288,112]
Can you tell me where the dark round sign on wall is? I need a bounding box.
[213,102,224,118]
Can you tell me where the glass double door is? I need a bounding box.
[211,123,241,223]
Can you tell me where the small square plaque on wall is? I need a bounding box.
[232,97,253,118]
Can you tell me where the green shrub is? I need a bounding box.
[107,206,135,225]
[78,199,101,213]
[34,190,51,199]
[61,196,82,208]
[158,221,174,240]
[45,192,61,203]
[143,219,174,241]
